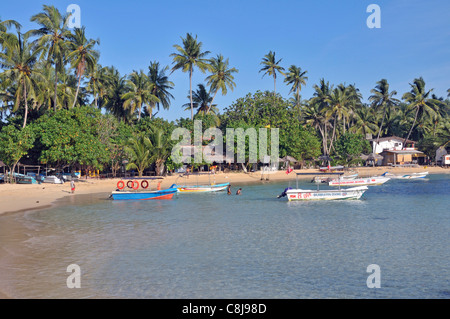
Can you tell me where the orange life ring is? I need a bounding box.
[141,180,149,189]
[157,181,161,190]
[117,181,125,190]
[132,181,140,190]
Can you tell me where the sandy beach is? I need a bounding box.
[0,166,447,216]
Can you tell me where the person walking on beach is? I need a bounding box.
[70,180,75,194]
[236,188,242,195]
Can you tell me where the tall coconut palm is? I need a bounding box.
[354,107,378,136]
[284,65,308,107]
[326,84,353,154]
[369,79,399,144]
[183,84,220,126]
[259,51,285,98]
[148,61,174,116]
[402,77,441,145]
[28,5,71,111]
[205,54,238,114]
[0,19,21,48]
[122,70,159,121]
[86,63,110,108]
[102,67,130,122]
[0,32,44,128]
[66,27,99,108]
[310,79,333,155]
[170,33,210,120]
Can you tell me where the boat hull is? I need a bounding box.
[176,182,230,193]
[388,172,429,179]
[111,188,177,200]
[286,186,368,201]
[328,177,390,186]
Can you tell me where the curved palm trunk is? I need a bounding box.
[72,74,82,108]
[138,102,142,121]
[376,106,387,145]
[404,106,419,149]
[190,68,194,120]
[22,80,28,129]
[207,89,218,115]
[328,114,337,155]
[53,62,58,111]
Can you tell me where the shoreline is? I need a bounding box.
[0,166,448,216]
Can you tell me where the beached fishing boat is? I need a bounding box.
[279,172,369,201]
[328,176,390,186]
[383,171,429,180]
[111,177,177,200]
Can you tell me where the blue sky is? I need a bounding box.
[2,0,450,122]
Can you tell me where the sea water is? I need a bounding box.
[0,174,449,298]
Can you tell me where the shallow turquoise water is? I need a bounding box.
[2,174,449,298]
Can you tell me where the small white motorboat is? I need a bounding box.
[280,172,369,201]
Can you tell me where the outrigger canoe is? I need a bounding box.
[328,176,390,186]
[173,182,230,193]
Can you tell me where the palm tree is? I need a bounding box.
[259,51,285,98]
[103,67,131,122]
[148,126,173,176]
[66,27,99,108]
[402,77,441,145]
[28,5,71,111]
[205,54,238,114]
[124,135,153,177]
[354,107,378,136]
[284,65,308,107]
[0,19,21,48]
[310,79,333,156]
[303,101,329,156]
[369,79,399,144]
[0,32,44,128]
[170,33,210,120]
[122,70,159,121]
[86,63,110,108]
[148,61,174,116]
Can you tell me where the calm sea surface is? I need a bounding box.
[1,174,449,298]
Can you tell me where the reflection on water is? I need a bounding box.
[0,175,449,298]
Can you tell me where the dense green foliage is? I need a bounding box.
[1,5,449,181]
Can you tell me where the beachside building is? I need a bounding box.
[436,142,450,166]
[368,136,426,166]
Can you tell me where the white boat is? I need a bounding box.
[285,186,368,201]
[279,172,369,201]
[383,171,429,180]
[42,176,64,184]
[328,176,390,186]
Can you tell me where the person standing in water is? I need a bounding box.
[236,188,242,195]
[227,184,232,195]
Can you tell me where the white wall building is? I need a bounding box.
[370,136,416,154]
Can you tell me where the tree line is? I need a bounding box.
[1,4,449,180]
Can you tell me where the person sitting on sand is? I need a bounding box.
[236,188,242,195]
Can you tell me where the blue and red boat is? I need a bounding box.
[111,177,177,200]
